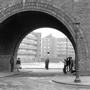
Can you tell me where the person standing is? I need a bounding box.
[68,57,71,72]
[70,57,73,72]
[63,59,67,74]
[16,58,21,72]
[45,58,49,70]
[10,56,14,72]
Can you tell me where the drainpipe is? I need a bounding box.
[73,22,81,83]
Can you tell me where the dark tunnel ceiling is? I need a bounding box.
[0,11,74,45]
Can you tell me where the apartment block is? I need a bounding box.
[18,32,41,63]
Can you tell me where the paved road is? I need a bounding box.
[21,62,64,69]
[0,70,90,90]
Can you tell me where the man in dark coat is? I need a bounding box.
[68,57,71,72]
[45,58,49,70]
[63,59,67,74]
[10,56,14,72]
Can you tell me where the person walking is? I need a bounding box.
[16,58,21,72]
[10,56,14,72]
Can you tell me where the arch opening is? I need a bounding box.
[0,10,81,71]
[17,27,75,69]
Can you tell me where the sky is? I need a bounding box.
[33,28,66,38]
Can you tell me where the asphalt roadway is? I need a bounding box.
[0,68,89,90]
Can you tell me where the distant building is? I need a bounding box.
[17,32,41,63]
[41,34,56,62]
[41,34,75,62]
[56,38,75,60]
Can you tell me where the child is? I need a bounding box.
[16,58,21,72]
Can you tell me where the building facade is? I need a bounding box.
[17,32,41,63]
[41,34,75,62]
[41,34,55,62]
[56,38,75,60]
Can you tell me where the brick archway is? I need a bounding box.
[0,0,88,72]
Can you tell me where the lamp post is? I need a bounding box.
[74,22,81,83]
[66,38,68,58]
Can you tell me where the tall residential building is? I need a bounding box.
[56,38,75,60]
[41,34,75,62]
[41,34,55,62]
[17,32,41,63]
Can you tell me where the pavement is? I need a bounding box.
[20,63,90,87]
[0,71,19,78]
[0,69,90,87]
[52,75,90,87]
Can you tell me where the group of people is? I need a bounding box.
[10,55,75,73]
[63,57,76,74]
[10,56,21,72]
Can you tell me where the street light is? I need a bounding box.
[66,38,68,58]
[73,22,81,83]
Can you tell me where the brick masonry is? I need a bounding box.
[0,0,89,74]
